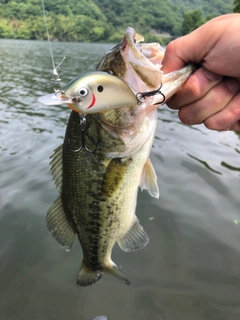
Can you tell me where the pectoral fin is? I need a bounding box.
[46,196,75,251]
[139,158,159,198]
[102,158,130,197]
[118,218,149,252]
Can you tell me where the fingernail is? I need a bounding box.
[204,68,222,81]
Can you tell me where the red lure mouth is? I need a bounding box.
[87,93,96,109]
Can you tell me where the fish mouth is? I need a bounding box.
[95,27,165,91]
[121,28,165,63]
[120,27,165,89]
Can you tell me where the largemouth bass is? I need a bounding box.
[39,28,194,286]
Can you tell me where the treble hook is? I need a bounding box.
[136,84,166,105]
[68,114,97,153]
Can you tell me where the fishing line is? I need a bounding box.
[40,0,64,88]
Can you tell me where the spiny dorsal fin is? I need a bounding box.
[139,158,159,198]
[46,196,75,251]
[49,144,63,190]
[118,218,149,252]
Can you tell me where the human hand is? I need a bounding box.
[162,14,240,131]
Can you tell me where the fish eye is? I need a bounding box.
[79,88,89,97]
[97,85,103,93]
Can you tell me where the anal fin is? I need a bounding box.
[108,264,130,285]
[118,218,149,252]
[46,196,75,251]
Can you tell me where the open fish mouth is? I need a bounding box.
[95,27,165,91]
[119,27,165,89]
[122,27,165,66]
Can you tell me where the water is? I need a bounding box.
[0,39,240,320]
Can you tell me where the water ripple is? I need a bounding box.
[1,39,240,320]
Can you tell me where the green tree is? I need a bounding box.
[182,10,204,35]
[0,19,15,38]
[0,0,235,41]
[233,0,240,12]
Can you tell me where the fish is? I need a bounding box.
[39,27,194,287]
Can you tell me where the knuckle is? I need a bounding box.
[165,40,177,54]
[179,106,204,125]
[188,78,202,98]
[230,120,240,131]
[231,104,240,119]
[204,118,218,130]
[178,108,193,124]
[204,114,228,131]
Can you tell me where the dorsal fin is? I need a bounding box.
[139,158,159,198]
[49,144,63,190]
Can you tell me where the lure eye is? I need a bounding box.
[98,85,104,93]
[79,88,89,97]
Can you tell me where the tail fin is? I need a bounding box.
[77,262,130,287]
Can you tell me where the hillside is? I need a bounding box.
[0,0,235,41]
[170,0,233,17]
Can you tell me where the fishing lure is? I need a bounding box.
[39,71,139,114]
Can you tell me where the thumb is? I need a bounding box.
[162,24,211,74]
[162,37,188,74]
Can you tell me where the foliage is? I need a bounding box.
[182,10,204,35]
[171,0,233,17]
[233,0,240,12]
[0,0,235,41]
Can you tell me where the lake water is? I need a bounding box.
[0,39,240,320]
